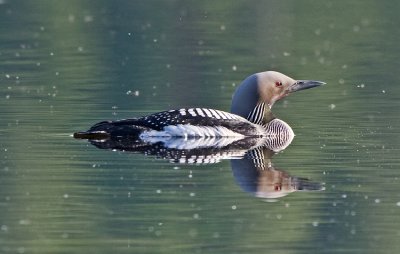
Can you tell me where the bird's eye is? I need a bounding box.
[275,81,283,87]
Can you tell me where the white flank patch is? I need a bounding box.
[139,124,244,138]
[139,124,246,149]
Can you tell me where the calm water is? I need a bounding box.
[1,1,400,253]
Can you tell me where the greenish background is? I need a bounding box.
[1,0,400,253]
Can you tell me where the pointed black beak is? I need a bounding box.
[288,80,326,93]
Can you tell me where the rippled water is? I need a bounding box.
[1,1,400,253]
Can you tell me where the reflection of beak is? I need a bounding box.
[293,177,325,191]
[288,80,326,93]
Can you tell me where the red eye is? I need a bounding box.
[275,81,283,87]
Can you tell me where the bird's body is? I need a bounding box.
[74,71,324,142]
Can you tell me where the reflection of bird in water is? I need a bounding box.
[231,147,324,200]
[85,135,323,200]
[74,71,324,142]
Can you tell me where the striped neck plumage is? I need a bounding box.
[246,102,275,125]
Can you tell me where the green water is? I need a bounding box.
[1,1,400,253]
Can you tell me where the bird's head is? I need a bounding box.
[231,71,325,120]
[257,71,325,108]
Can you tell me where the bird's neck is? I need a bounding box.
[246,102,275,125]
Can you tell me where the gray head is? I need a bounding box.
[230,71,325,122]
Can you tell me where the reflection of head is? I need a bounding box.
[255,168,296,199]
[255,168,324,199]
[231,147,324,200]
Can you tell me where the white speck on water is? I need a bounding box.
[220,24,226,31]
[5,74,10,78]
[231,205,237,210]
[382,90,386,93]
[396,202,400,207]
[1,225,8,232]
[189,192,196,197]
[153,38,158,43]
[283,51,291,57]
[276,214,282,220]
[5,95,10,99]
[212,232,220,238]
[339,79,345,84]
[173,166,180,170]
[342,64,348,69]
[68,14,75,23]
[19,219,31,225]
[156,189,162,194]
[128,32,132,36]
[63,194,69,199]
[357,83,365,88]
[193,213,199,219]
[375,199,381,204]
[128,192,131,198]
[329,104,336,110]
[232,65,237,71]
[342,194,347,198]
[50,52,54,56]
[84,15,93,23]
[312,221,319,227]
[77,46,83,52]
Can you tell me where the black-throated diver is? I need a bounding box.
[74,71,324,140]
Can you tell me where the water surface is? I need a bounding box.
[1,1,400,253]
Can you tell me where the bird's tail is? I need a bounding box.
[73,131,110,139]
[73,119,148,140]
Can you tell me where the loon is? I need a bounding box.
[73,71,324,140]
